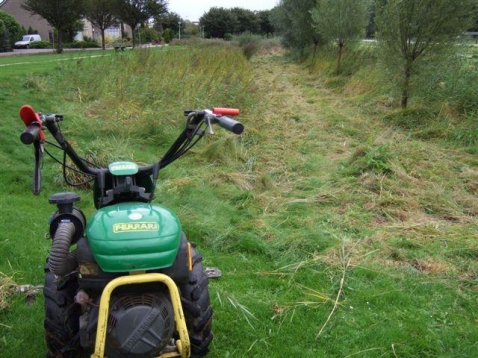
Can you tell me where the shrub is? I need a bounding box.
[0,10,24,50]
[163,28,173,43]
[69,41,100,49]
[241,42,257,60]
[346,144,393,176]
[28,41,52,49]
[0,20,10,52]
[137,27,160,44]
[233,32,262,60]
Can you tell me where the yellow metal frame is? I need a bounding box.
[90,273,190,358]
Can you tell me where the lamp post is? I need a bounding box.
[178,22,181,40]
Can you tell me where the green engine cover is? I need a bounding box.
[86,202,182,272]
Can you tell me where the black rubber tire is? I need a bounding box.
[43,264,83,358]
[178,246,213,357]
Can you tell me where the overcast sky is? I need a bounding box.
[167,0,279,22]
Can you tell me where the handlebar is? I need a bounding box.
[214,115,244,135]
[18,105,244,195]
[20,123,42,145]
[209,109,244,135]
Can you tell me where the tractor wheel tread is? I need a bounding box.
[43,264,83,357]
[178,246,213,357]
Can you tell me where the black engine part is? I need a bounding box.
[105,292,175,358]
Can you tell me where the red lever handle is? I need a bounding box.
[212,107,240,116]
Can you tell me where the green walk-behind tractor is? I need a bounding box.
[18,105,244,358]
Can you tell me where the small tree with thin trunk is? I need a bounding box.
[375,0,476,108]
[114,0,166,48]
[311,0,370,75]
[84,0,117,50]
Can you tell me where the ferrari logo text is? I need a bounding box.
[113,222,159,233]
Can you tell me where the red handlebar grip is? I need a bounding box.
[212,108,240,116]
[20,105,40,126]
[19,105,45,141]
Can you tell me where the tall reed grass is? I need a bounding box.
[43,45,255,145]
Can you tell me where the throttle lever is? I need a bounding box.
[205,115,215,135]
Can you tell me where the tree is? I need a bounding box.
[183,21,199,37]
[27,26,38,34]
[22,0,85,53]
[257,10,274,37]
[375,0,477,108]
[0,20,9,52]
[230,8,260,34]
[162,27,173,43]
[114,0,167,47]
[471,5,478,31]
[154,12,183,35]
[271,0,323,58]
[311,0,370,75]
[199,7,238,38]
[0,10,25,51]
[63,19,86,43]
[84,0,118,50]
[138,26,160,43]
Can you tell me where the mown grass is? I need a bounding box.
[0,50,108,78]
[0,41,477,357]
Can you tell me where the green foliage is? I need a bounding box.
[68,40,101,48]
[414,53,478,113]
[0,20,9,52]
[183,21,199,37]
[137,27,160,43]
[200,7,238,38]
[256,10,274,37]
[162,27,173,43]
[271,0,322,58]
[114,0,167,47]
[240,42,256,60]
[83,0,117,49]
[0,10,24,50]
[311,0,371,74]
[199,7,273,39]
[154,11,181,34]
[27,26,38,35]
[312,0,370,42]
[375,0,477,108]
[230,7,260,34]
[346,144,393,175]
[28,41,52,49]
[233,31,262,60]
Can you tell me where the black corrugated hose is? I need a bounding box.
[48,222,78,276]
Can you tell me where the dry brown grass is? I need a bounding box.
[0,272,16,311]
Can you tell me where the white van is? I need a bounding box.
[15,34,42,49]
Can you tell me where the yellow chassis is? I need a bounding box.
[90,273,191,358]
